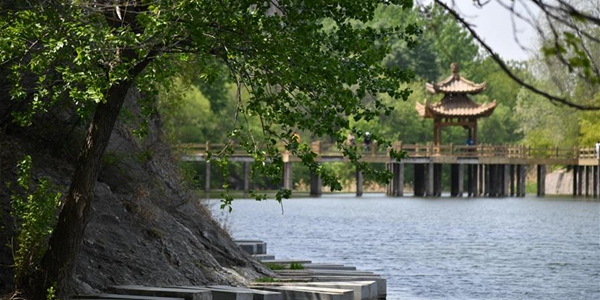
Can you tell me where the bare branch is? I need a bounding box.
[432,0,600,111]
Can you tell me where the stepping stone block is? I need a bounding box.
[75,294,184,300]
[251,285,353,300]
[110,286,211,300]
[236,242,267,255]
[208,286,281,300]
[172,286,252,300]
[251,281,376,300]
[303,264,357,271]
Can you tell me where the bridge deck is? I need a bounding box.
[179,142,599,166]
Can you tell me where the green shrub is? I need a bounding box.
[8,155,61,286]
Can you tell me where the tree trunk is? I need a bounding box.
[30,52,155,300]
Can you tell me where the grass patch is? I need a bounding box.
[264,263,286,270]
[254,277,276,282]
[290,262,304,269]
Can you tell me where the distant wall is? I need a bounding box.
[545,169,574,195]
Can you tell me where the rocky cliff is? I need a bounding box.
[0,90,272,296]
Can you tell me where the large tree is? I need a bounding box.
[0,0,416,298]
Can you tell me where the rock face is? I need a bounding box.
[0,90,272,296]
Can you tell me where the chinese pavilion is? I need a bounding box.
[416,63,497,145]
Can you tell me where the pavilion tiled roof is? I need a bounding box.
[425,62,487,94]
[416,94,497,118]
[417,63,496,118]
[425,76,487,94]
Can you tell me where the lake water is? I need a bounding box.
[217,194,600,300]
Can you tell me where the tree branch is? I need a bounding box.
[433,0,600,111]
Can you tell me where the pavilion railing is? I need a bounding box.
[178,142,597,161]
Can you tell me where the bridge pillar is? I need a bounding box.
[425,163,435,196]
[585,166,590,197]
[537,165,546,197]
[205,161,211,199]
[386,162,404,197]
[477,164,484,196]
[471,165,479,197]
[413,164,425,197]
[592,166,600,198]
[516,165,527,197]
[356,167,363,197]
[577,165,583,196]
[466,165,472,197]
[243,162,250,198]
[450,164,463,197]
[283,162,293,190]
[491,165,501,197]
[310,169,322,197]
[509,165,516,197]
[502,164,510,197]
[484,164,491,197]
[434,164,442,197]
[573,165,579,197]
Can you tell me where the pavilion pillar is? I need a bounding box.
[414,164,425,197]
[473,121,478,145]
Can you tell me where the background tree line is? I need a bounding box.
[165,3,599,192]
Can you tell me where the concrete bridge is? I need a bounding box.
[179,142,600,199]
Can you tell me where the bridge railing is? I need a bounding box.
[178,141,597,161]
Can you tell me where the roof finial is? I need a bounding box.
[451,62,459,75]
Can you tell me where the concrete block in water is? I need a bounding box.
[208,286,281,300]
[274,276,385,299]
[302,282,377,300]
[250,281,376,300]
[252,254,276,261]
[303,264,357,271]
[236,242,267,255]
[171,286,253,300]
[251,285,353,300]
[75,294,184,300]
[258,259,312,265]
[110,286,212,300]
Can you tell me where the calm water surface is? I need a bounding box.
[218,195,600,300]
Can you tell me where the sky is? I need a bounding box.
[433,0,540,61]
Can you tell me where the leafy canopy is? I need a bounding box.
[1,0,419,206]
